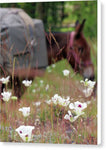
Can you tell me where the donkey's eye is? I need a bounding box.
[78,47,83,53]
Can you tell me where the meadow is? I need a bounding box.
[0,39,97,144]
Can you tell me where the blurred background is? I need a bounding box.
[0,1,97,39]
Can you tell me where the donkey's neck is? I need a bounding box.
[46,32,71,65]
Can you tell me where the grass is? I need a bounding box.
[0,55,97,144]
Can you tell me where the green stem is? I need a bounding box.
[51,103,54,134]
[12,58,16,95]
[56,106,59,143]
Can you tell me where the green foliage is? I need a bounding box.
[18,3,36,18]
[63,1,97,38]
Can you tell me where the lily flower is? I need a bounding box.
[69,101,87,115]
[1,91,11,102]
[32,89,36,93]
[83,88,93,97]
[15,125,35,142]
[51,64,56,68]
[87,80,96,89]
[80,78,96,89]
[62,69,70,77]
[0,76,10,84]
[34,101,41,107]
[46,66,50,70]
[53,94,70,106]
[48,69,52,73]
[64,110,79,122]
[80,79,96,97]
[22,80,32,87]
[80,78,89,86]
[46,94,70,107]
[45,84,49,91]
[40,80,43,84]
[45,99,52,105]
[19,107,30,117]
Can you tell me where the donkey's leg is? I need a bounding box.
[13,77,21,100]
[0,82,3,100]
[0,83,5,102]
[0,82,7,123]
[14,77,26,101]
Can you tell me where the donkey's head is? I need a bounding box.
[68,19,94,80]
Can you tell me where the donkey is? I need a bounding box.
[46,19,94,81]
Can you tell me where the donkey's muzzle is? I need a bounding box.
[89,75,95,81]
[83,65,95,81]
[84,75,95,81]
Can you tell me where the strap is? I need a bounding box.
[18,10,36,41]
[69,31,75,48]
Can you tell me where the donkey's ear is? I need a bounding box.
[76,19,86,34]
[81,19,86,29]
[75,20,79,27]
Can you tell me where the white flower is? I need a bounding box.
[87,80,96,89]
[53,94,59,99]
[69,101,87,110]
[52,94,62,105]
[47,66,52,72]
[75,109,85,116]
[40,80,43,84]
[66,96,70,101]
[69,101,87,115]
[15,125,35,142]
[1,91,11,102]
[48,69,52,73]
[64,114,70,120]
[19,107,30,117]
[52,64,56,68]
[22,80,32,87]
[80,79,96,97]
[80,78,88,86]
[0,76,10,84]
[62,69,70,77]
[46,94,70,107]
[45,84,49,91]
[46,99,52,105]
[59,97,70,107]
[83,88,93,97]
[64,110,79,122]
[34,101,41,107]
[32,89,36,93]
[46,66,50,70]
[80,78,96,89]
